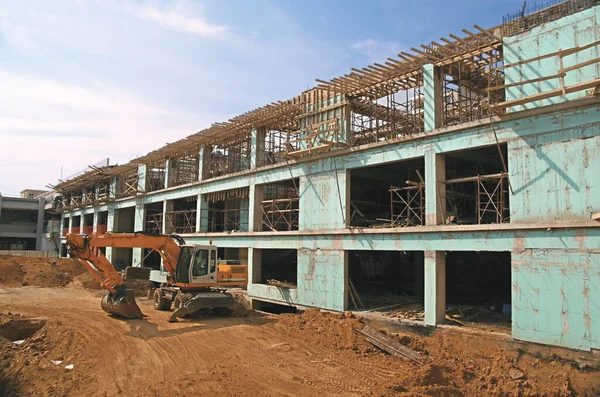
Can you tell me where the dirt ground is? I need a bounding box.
[0,256,599,396]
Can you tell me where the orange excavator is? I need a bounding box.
[65,232,247,321]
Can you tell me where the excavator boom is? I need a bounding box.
[66,233,148,318]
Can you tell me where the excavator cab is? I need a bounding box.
[174,245,218,285]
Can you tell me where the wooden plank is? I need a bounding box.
[492,78,600,109]
[357,325,422,363]
[486,73,566,92]
[267,279,297,289]
[558,56,600,74]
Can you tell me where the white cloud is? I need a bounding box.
[0,69,213,193]
[132,2,227,36]
[351,39,403,63]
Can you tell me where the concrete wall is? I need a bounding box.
[299,166,347,230]
[513,249,599,351]
[508,108,600,222]
[504,6,600,111]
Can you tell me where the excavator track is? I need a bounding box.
[100,284,144,319]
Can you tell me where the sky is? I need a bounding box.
[0,0,527,195]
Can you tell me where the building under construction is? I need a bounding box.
[53,1,600,352]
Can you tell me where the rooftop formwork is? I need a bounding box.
[54,0,600,352]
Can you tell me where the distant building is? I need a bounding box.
[0,189,61,252]
[0,193,45,250]
[20,189,47,199]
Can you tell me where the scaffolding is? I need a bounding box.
[444,173,509,225]
[165,210,197,234]
[170,147,199,187]
[209,141,251,178]
[258,129,300,167]
[261,182,299,231]
[502,0,598,36]
[144,207,163,234]
[97,181,111,203]
[350,78,424,146]
[205,187,249,232]
[390,183,425,227]
[116,168,140,198]
[285,89,348,158]
[146,159,166,192]
[441,45,505,126]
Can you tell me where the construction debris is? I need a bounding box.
[267,279,297,289]
[356,325,422,364]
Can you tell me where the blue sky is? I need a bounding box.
[0,0,526,195]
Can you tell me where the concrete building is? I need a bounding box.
[54,1,600,351]
[20,189,47,199]
[0,193,45,251]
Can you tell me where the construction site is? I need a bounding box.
[2,0,600,395]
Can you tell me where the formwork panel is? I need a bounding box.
[512,249,599,351]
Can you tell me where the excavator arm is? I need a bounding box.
[66,232,185,319]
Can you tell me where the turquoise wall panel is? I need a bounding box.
[297,248,346,311]
[513,249,599,350]
[504,6,600,111]
[299,170,347,230]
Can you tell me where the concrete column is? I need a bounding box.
[248,247,262,286]
[105,208,116,262]
[424,251,446,326]
[109,176,117,199]
[425,148,446,225]
[162,200,174,234]
[132,201,145,266]
[95,185,100,201]
[423,64,443,131]
[137,164,147,193]
[107,208,115,232]
[68,216,73,233]
[35,198,45,250]
[250,127,266,169]
[198,145,211,181]
[195,194,206,232]
[248,183,264,231]
[92,211,99,233]
[239,198,249,232]
[413,252,425,302]
[0,194,3,223]
[164,158,173,189]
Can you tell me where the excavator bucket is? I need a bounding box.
[100,285,144,319]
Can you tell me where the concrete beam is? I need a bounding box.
[424,250,446,326]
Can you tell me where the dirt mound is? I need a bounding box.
[71,271,103,290]
[0,312,88,397]
[0,257,85,288]
[277,308,374,353]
